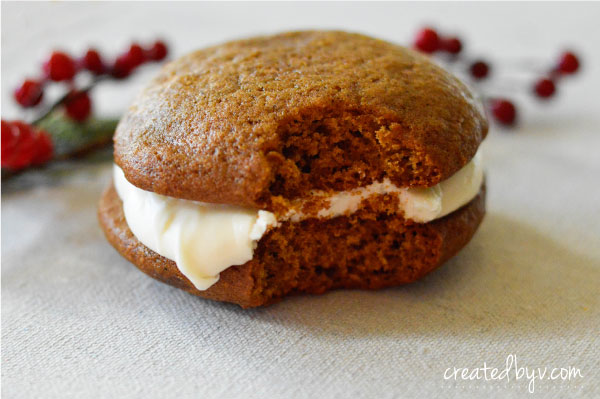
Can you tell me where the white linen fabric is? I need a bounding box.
[2,3,599,398]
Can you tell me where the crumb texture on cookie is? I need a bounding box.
[99,183,485,308]
[114,31,488,209]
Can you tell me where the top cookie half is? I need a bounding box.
[114,31,488,209]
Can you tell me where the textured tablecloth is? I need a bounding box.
[2,3,599,398]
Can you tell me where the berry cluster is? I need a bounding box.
[1,120,53,170]
[532,51,580,99]
[5,39,169,173]
[412,27,581,127]
[413,27,463,55]
[13,40,169,121]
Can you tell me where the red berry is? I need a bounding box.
[82,49,105,75]
[470,60,490,79]
[31,131,54,165]
[1,121,54,170]
[534,78,556,98]
[6,122,37,169]
[126,43,146,67]
[146,40,168,61]
[556,51,580,75]
[110,43,145,79]
[413,28,440,54]
[111,54,134,79]
[441,37,462,54]
[64,91,92,122]
[43,51,77,81]
[490,99,517,126]
[13,79,44,107]
[1,120,19,161]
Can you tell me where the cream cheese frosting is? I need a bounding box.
[113,166,278,290]
[113,147,483,291]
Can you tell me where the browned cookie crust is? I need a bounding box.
[98,183,486,308]
[114,31,488,210]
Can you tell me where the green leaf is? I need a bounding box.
[34,111,119,158]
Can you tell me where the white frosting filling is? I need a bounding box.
[113,147,483,291]
[113,166,278,290]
